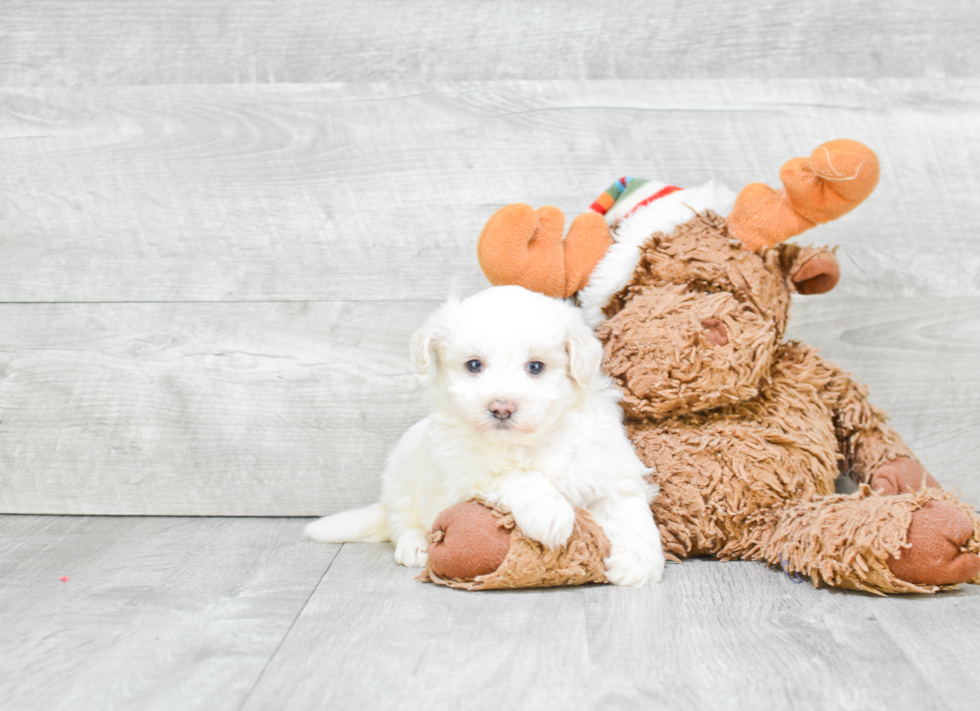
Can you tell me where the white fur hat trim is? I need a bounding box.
[577,180,736,328]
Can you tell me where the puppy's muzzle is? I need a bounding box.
[489,399,516,421]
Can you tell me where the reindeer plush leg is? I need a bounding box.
[733,488,980,594]
[417,501,610,590]
[810,354,946,495]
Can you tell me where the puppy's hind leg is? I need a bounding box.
[594,495,666,587]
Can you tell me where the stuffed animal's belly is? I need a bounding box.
[627,375,840,559]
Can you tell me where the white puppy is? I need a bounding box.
[305,285,665,586]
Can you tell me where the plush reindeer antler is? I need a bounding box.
[477,204,613,298]
[727,139,880,251]
[478,140,877,295]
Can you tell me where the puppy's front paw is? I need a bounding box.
[393,530,429,568]
[514,499,576,550]
[604,541,666,587]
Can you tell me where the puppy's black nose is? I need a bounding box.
[489,400,516,420]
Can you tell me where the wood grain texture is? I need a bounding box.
[1,3,978,707]
[1,1,977,86]
[1,79,979,302]
[242,542,980,711]
[0,301,433,515]
[1,296,978,515]
[0,515,335,711]
[7,518,978,711]
[788,295,980,503]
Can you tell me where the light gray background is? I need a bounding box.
[2,2,979,709]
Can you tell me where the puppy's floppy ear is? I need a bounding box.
[565,317,603,388]
[410,297,459,375]
[410,320,438,375]
[412,313,442,375]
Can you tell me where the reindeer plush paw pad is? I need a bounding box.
[887,500,980,587]
[418,501,610,590]
[871,457,942,495]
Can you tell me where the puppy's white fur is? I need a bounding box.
[306,286,665,586]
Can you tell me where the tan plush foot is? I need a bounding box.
[887,501,980,586]
[871,457,941,495]
[419,501,610,590]
[426,501,511,580]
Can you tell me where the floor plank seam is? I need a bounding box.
[235,542,344,710]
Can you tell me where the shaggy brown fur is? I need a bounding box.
[460,141,980,592]
[599,212,980,593]
[737,486,980,594]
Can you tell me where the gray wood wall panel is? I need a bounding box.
[1,1,977,86]
[0,301,432,515]
[2,77,980,514]
[1,295,977,515]
[0,515,334,711]
[787,296,980,501]
[1,79,979,303]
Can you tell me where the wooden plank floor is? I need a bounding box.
[4,0,980,708]
[3,515,980,711]
[0,516,333,711]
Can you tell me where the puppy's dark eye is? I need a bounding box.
[466,359,483,373]
[526,361,545,376]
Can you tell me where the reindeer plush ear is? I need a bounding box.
[773,244,841,295]
[728,139,880,251]
[477,205,612,299]
[792,255,840,295]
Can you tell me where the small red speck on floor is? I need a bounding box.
[60,576,69,582]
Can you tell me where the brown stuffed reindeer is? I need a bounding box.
[421,140,980,594]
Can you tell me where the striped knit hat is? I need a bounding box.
[577,178,737,326]
[590,177,683,225]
